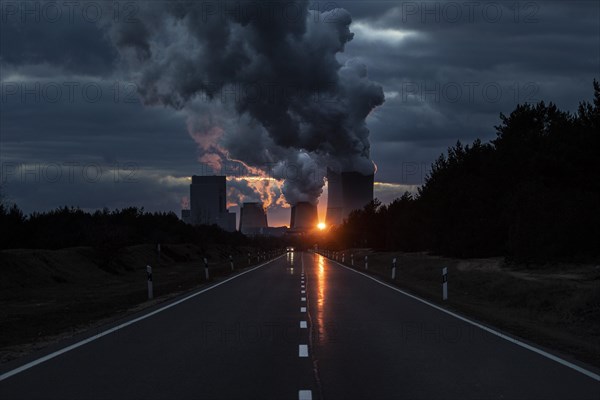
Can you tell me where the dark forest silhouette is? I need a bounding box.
[0,205,285,252]
[329,80,600,263]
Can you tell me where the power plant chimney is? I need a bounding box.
[290,201,318,230]
[325,170,374,225]
[341,171,374,217]
[186,175,236,231]
[239,202,268,234]
[325,168,343,226]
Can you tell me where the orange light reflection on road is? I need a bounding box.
[317,254,327,341]
[286,251,295,274]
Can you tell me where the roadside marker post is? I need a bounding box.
[248,252,251,266]
[342,253,345,263]
[442,267,448,300]
[365,255,368,270]
[146,265,153,300]
[204,257,209,281]
[351,253,354,266]
[391,257,397,280]
[230,255,234,271]
[157,243,161,268]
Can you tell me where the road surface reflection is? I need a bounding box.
[317,254,328,341]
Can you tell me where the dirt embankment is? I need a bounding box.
[0,244,271,364]
[323,249,600,368]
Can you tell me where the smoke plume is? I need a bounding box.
[109,1,384,205]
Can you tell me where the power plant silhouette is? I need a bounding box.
[182,169,374,234]
[290,202,318,230]
[325,169,374,226]
[238,202,268,234]
[181,175,236,231]
[288,169,374,232]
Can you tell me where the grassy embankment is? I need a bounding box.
[0,244,278,363]
[319,249,600,368]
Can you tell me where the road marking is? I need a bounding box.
[301,297,306,302]
[299,344,309,357]
[300,307,306,312]
[298,390,312,399]
[328,257,600,382]
[301,290,306,294]
[0,256,284,382]
[300,321,307,328]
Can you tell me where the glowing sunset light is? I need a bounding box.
[317,222,326,230]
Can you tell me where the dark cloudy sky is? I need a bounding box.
[1,1,598,227]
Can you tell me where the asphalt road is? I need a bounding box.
[1,252,599,399]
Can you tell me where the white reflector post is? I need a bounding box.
[392,257,397,280]
[146,265,153,300]
[442,267,448,300]
[230,254,234,271]
[365,255,368,270]
[204,257,209,281]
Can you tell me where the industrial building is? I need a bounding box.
[239,202,268,234]
[239,202,288,236]
[181,175,236,232]
[290,201,318,231]
[325,168,374,225]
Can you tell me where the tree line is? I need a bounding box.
[0,205,281,251]
[329,80,600,263]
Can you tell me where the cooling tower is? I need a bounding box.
[325,168,343,226]
[341,171,374,218]
[239,202,268,234]
[290,201,318,230]
[325,169,374,225]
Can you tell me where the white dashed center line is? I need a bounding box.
[301,297,306,302]
[298,390,312,399]
[300,321,307,328]
[300,307,306,312]
[299,344,309,357]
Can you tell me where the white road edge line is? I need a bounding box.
[0,256,284,382]
[299,344,309,357]
[298,389,312,400]
[328,257,600,382]
[300,321,307,328]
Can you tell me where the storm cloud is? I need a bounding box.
[107,1,384,204]
[1,1,598,226]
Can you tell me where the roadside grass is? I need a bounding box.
[0,244,280,363]
[322,249,600,368]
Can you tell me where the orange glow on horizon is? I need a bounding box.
[317,222,326,230]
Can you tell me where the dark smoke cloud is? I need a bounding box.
[108,1,384,205]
